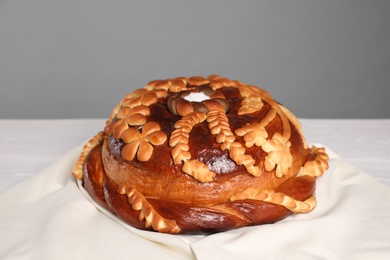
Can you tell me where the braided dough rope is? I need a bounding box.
[230,188,317,214]
[169,111,216,182]
[206,110,235,150]
[72,131,105,179]
[206,110,262,177]
[118,185,181,234]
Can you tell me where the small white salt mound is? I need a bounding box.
[184,92,210,102]
[207,155,236,174]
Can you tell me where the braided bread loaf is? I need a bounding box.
[72,75,329,234]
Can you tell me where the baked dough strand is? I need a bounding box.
[118,185,181,233]
[230,188,317,214]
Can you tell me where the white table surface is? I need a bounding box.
[0,118,389,192]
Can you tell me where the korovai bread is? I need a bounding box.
[72,75,329,234]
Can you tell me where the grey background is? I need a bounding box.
[1,0,389,119]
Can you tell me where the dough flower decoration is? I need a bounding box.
[299,146,329,177]
[235,123,268,148]
[121,121,167,162]
[238,94,264,115]
[262,132,293,178]
[105,87,167,128]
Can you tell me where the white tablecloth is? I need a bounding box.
[0,119,390,259]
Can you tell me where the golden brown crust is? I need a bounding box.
[74,75,329,234]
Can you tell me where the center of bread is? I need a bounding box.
[183,92,210,102]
